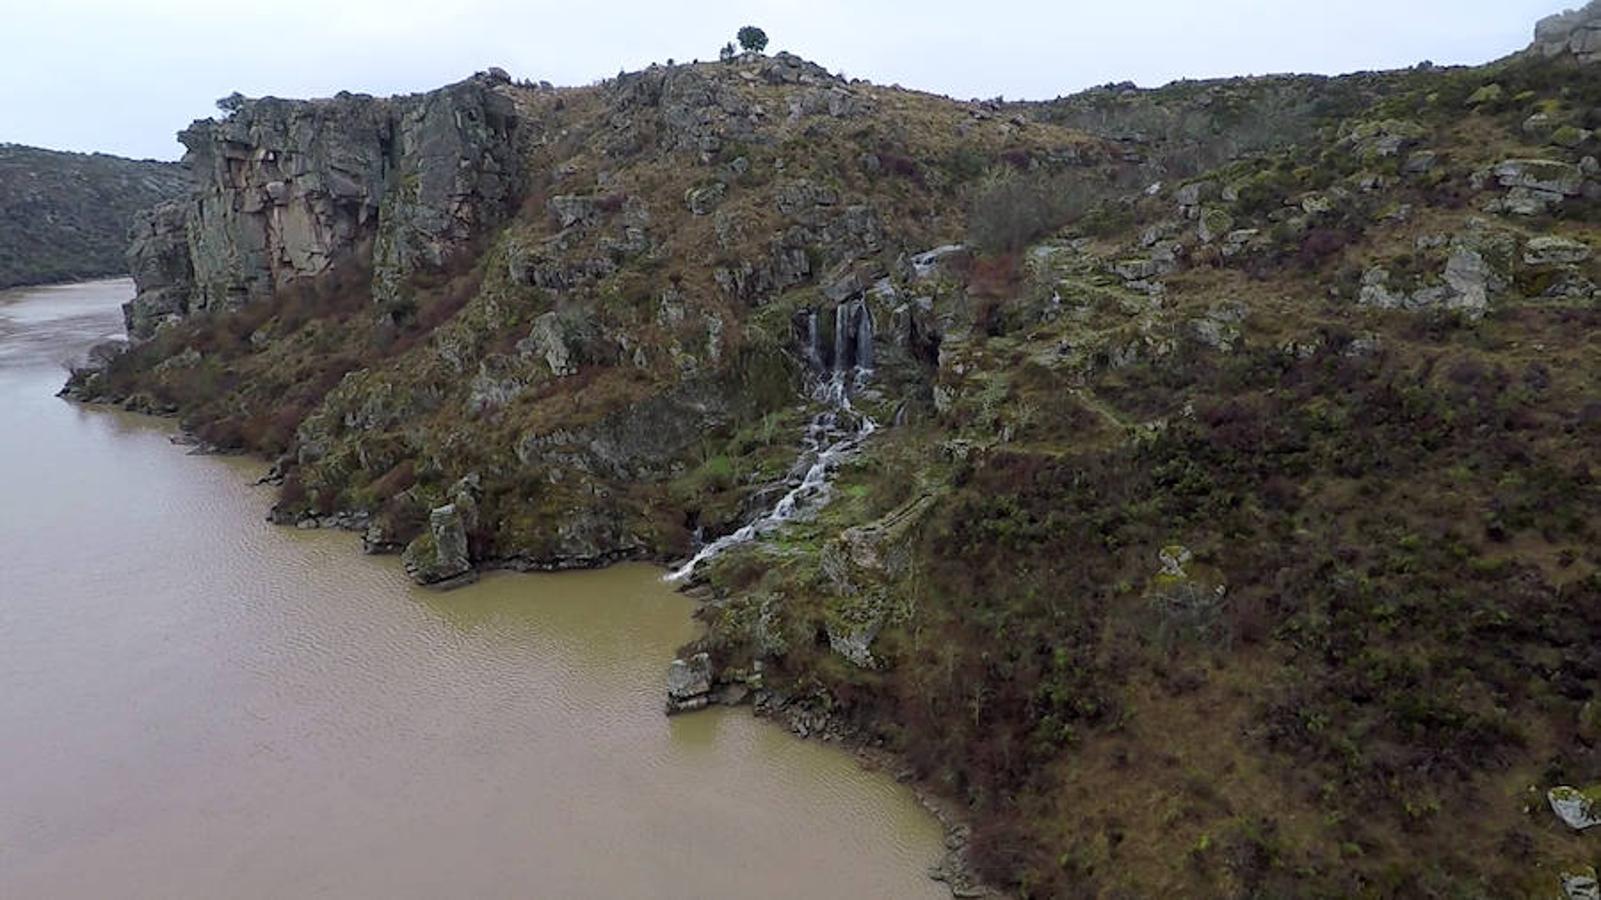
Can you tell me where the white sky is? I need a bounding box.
[0,0,1568,161]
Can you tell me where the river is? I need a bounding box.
[0,279,946,899]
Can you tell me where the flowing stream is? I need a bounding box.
[666,300,878,582]
[0,279,945,899]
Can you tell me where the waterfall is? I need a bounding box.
[665,299,877,583]
[855,302,874,370]
[834,301,852,373]
[801,309,823,372]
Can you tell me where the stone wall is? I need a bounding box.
[124,73,521,338]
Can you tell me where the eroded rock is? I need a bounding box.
[666,652,714,713]
[401,503,476,587]
[124,74,520,337]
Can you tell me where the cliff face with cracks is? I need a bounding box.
[124,73,521,338]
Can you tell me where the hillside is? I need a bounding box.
[0,144,186,289]
[67,5,1601,896]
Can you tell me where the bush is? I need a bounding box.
[966,168,1095,253]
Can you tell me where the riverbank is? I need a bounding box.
[5,278,950,899]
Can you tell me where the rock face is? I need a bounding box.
[123,74,520,338]
[123,201,195,336]
[400,503,476,587]
[1532,2,1601,63]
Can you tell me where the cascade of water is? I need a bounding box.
[834,302,852,372]
[855,302,874,371]
[802,309,822,372]
[665,304,877,583]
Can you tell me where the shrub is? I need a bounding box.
[966,168,1095,253]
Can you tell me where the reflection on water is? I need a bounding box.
[0,279,945,899]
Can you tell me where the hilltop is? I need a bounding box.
[0,144,186,289]
[67,5,1601,896]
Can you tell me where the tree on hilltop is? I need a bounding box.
[719,41,737,62]
[737,26,768,53]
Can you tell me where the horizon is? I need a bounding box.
[0,0,1570,161]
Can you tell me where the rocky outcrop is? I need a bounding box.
[1358,226,1516,318]
[123,74,520,338]
[1532,2,1601,63]
[370,78,521,306]
[1525,235,1593,266]
[666,652,714,713]
[1550,785,1601,830]
[1486,158,1588,216]
[401,502,476,587]
[122,201,194,336]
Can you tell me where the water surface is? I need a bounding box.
[0,279,945,899]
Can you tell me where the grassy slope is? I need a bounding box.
[0,144,186,288]
[691,53,1601,897]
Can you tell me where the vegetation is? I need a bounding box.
[736,25,768,53]
[0,144,185,289]
[68,29,1601,898]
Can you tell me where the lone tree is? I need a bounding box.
[736,26,768,53]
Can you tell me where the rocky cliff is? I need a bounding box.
[0,144,186,289]
[1535,0,1601,62]
[123,72,520,337]
[69,12,1601,898]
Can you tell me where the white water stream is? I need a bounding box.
[665,369,876,582]
[667,296,882,582]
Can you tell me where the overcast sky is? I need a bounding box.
[0,0,1567,161]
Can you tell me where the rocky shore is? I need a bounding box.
[663,640,998,898]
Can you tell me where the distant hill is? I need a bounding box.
[0,144,186,290]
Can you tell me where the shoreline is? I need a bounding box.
[62,385,995,898]
[0,271,133,294]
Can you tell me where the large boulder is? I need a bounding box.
[817,496,936,670]
[1490,158,1587,215]
[401,503,476,587]
[1565,868,1601,900]
[1549,785,1601,830]
[1495,159,1586,196]
[1525,235,1593,266]
[666,652,714,713]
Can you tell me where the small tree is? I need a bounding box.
[719,41,737,62]
[216,92,246,114]
[736,26,768,53]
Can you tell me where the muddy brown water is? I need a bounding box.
[0,279,945,899]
